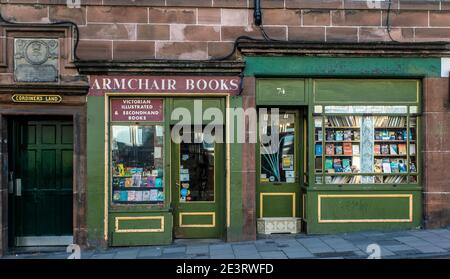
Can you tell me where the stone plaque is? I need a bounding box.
[14,38,59,82]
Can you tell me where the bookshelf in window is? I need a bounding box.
[314,114,419,185]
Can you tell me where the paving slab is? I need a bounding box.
[137,247,162,258]
[260,251,288,259]
[163,246,186,254]
[186,245,209,255]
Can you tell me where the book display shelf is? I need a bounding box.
[314,109,419,185]
[111,125,165,204]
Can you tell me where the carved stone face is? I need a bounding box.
[25,41,49,65]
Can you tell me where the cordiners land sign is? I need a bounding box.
[12,94,62,103]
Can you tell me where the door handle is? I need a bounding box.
[8,172,14,194]
[15,178,22,197]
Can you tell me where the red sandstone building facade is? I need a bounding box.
[0,0,450,254]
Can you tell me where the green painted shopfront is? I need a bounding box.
[1,18,450,254]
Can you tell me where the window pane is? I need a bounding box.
[179,131,215,202]
[111,125,164,204]
[260,112,296,183]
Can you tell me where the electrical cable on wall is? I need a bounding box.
[386,0,400,43]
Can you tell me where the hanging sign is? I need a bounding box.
[11,94,62,103]
[111,98,164,122]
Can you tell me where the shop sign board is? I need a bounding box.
[111,98,164,122]
[89,76,241,96]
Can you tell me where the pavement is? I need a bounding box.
[3,227,450,259]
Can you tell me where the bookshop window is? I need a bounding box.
[111,125,165,204]
[314,106,418,185]
[260,112,296,183]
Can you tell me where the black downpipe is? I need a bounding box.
[253,0,262,26]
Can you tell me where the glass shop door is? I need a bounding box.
[171,126,225,239]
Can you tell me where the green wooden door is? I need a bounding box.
[171,128,224,239]
[257,110,304,221]
[13,119,73,243]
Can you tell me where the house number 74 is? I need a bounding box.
[276,88,286,95]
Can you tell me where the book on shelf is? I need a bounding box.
[120,191,128,201]
[381,144,389,155]
[384,175,405,184]
[326,130,335,141]
[142,191,151,201]
[390,161,399,173]
[333,158,343,173]
[379,130,388,140]
[326,116,360,127]
[375,116,406,127]
[390,144,398,155]
[315,158,322,171]
[317,130,323,141]
[410,162,417,173]
[325,144,334,155]
[374,159,382,173]
[398,144,407,155]
[335,145,343,155]
[113,191,120,201]
[409,128,415,140]
[328,175,361,184]
[325,158,333,170]
[352,156,361,172]
[352,144,360,155]
[382,160,391,173]
[342,159,352,173]
[343,130,352,141]
[128,190,136,202]
[136,191,143,202]
[389,131,396,140]
[315,143,323,156]
[374,144,381,155]
[149,189,159,201]
[343,142,353,155]
[314,118,322,128]
[410,144,416,156]
[315,176,323,184]
[335,130,344,141]
[398,160,407,173]
[353,131,360,140]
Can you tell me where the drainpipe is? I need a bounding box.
[253,0,262,26]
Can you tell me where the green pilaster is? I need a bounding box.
[227,95,245,241]
[86,96,106,247]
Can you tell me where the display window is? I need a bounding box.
[111,125,165,204]
[109,98,165,205]
[314,106,419,185]
[260,112,296,183]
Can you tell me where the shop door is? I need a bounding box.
[257,110,304,228]
[10,118,73,246]
[171,127,224,239]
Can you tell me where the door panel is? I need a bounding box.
[257,110,304,220]
[171,127,224,239]
[13,119,73,242]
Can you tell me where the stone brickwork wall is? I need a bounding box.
[0,0,449,234]
[0,0,450,60]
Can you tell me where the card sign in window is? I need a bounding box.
[111,98,164,122]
